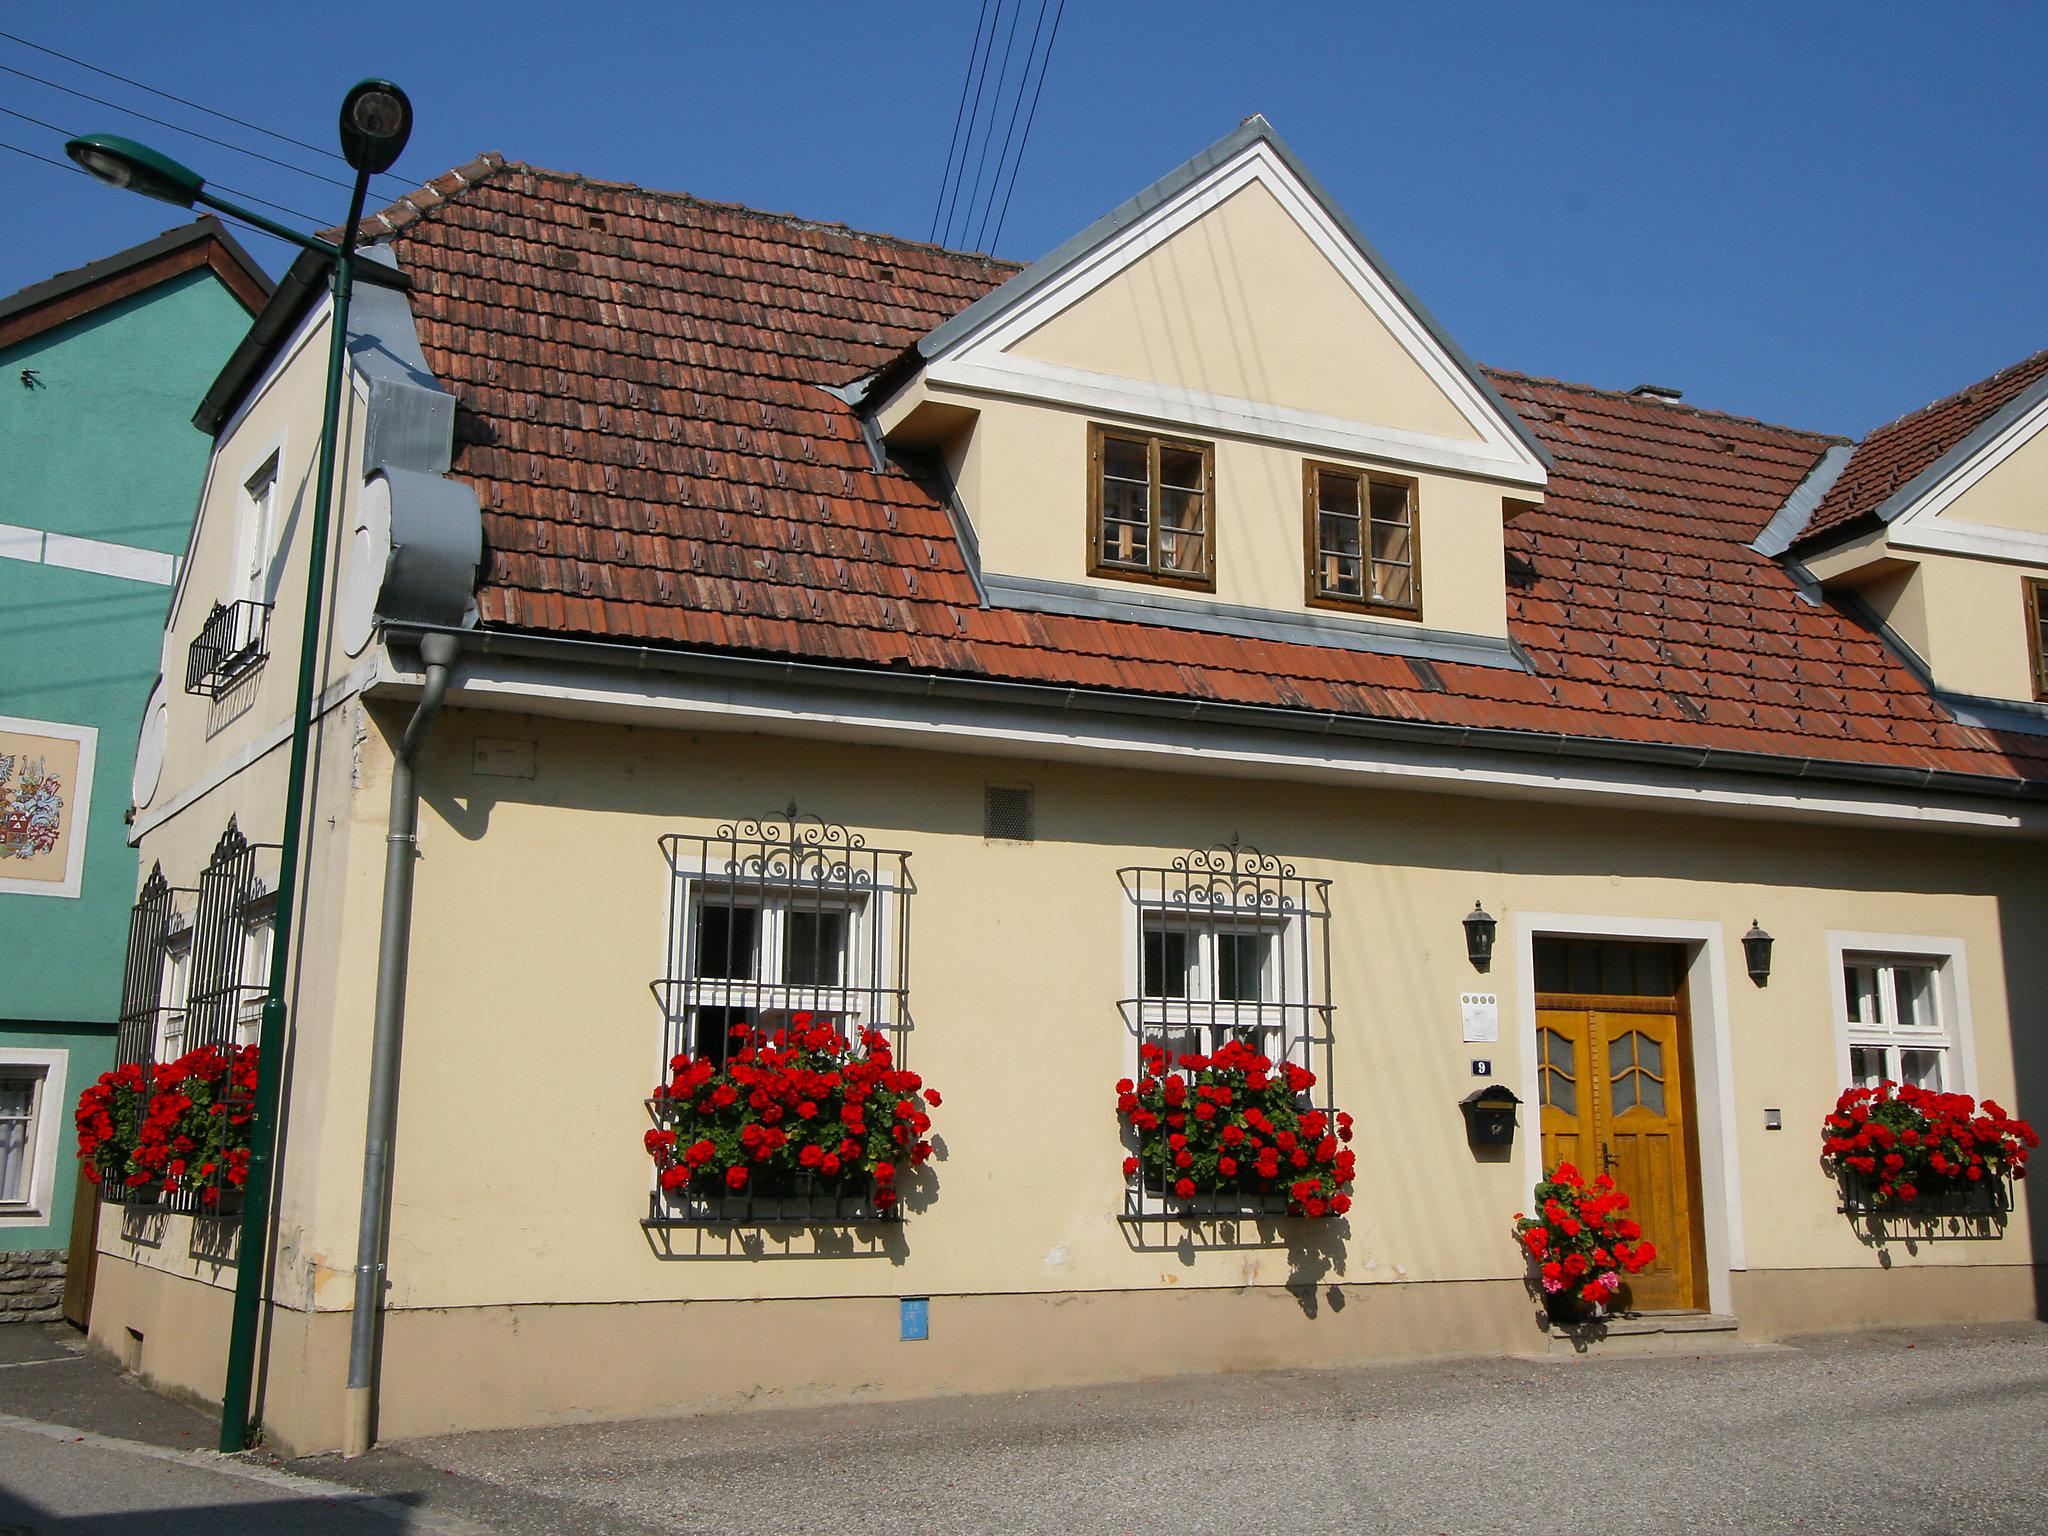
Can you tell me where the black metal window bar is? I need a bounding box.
[185,819,279,1055]
[116,865,196,1072]
[1118,838,1333,1220]
[649,805,914,1225]
[184,598,272,698]
[1838,1167,2013,1219]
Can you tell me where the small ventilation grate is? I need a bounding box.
[984,785,1035,842]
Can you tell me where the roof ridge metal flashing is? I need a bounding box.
[1753,443,1855,558]
[980,572,1530,672]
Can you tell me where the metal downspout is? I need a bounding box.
[342,631,459,1457]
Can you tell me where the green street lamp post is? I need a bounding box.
[68,78,413,1455]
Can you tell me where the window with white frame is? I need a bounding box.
[1139,908,1292,1061]
[658,810,912,1072]
[236,455,279,606]
[1122,844,1327,1070]
[0,1070,41,1207]
[155,923,193,1062]
[1843,955,1952,1091]
[235,897,276,1046]
[0,1050,65,1220]
[1118,840,1334,1218]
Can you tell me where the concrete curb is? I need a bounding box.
[0,1412,499,1535]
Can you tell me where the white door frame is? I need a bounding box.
[1512,912,1744,1316]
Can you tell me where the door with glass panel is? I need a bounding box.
[1534,939,1704,1313]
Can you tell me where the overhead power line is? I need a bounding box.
[928,0,994,245]
[0,60,370,195]
[950,0,1027,251]
[937,0,1008,249]
[970,0,1053,253]
[988,0,1066,252]
[0,29,416,192]
[0,101,327,225]
[0,134,74,173]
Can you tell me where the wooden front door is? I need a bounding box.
[1536,990,1703,1312]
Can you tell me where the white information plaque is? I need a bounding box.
[1460,992,1499,1044]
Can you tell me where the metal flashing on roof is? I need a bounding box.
[1753,443,1855,557]
[383,621,2047,813]
[982,572,1531,671]
[904,115,1554,478]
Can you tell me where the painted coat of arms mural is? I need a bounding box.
[0,719,94,897]
[0,750,64,860]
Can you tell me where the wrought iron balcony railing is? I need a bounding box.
[184,599,272,698]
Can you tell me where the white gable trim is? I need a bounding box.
[1886,392,2048,567]
[923,139,1548,488]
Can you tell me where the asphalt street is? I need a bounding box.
[2,1320,2046,1533]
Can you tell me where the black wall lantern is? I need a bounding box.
[1742,919,1773,986]
[1461,1084,1520,1148]
[1463,901,1497,972]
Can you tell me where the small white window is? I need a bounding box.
[0,1071,40,1206]
[680,887,870,1065]
[156,925,193,1062]
[1139,910,1290,1060]
[1843,955,1952,1091]
[659,814,913,1079]
[236,456,280,605]
[236,901,276,1046]
[0,1049,65,1220]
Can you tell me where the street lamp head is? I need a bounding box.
[64,134,204,206]
[339,79,412,174]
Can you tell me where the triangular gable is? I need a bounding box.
[1886,379,2048,564]
[911,117,1550,488]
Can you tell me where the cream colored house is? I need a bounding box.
[97,119,2047,1456]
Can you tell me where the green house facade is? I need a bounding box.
[0,220,267,1319]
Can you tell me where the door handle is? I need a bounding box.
[1599,1141,1619,1174]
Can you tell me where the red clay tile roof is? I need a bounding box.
[370,157,2046,789]
[1797,348,2048,547]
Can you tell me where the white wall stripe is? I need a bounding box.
[0,520,177,586]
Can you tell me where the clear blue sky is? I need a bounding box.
[3,2,2043,437]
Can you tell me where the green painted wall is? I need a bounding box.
[0,267,256,1025]
[0,1024,116,1251]
[5,270,253,552]
[0,255,257,1255]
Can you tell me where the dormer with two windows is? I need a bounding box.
[865,118,1550,670]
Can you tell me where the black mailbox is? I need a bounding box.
[1460,1085,1521,1148]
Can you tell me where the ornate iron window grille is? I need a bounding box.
[185,819,279,1056]
[184,598,272,698]
[648,805,914,1226]
[1118,838,1334,1221]
[116,864,195,1071]
[106,832,272,1215]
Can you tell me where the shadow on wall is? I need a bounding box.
[1998,890,2048,1316]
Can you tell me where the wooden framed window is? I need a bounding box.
[1303,461,1420,617]
[2026,577,2048,701]
[1088,424,1214,589]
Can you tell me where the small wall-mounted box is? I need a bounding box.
[1460,1084,1521,1149]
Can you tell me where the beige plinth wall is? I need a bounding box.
[94,703,2048,1454]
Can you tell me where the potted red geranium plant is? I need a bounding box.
[1116,1037,1356,1217]
[75,1044,258,1211]
[1820,1081,2035,1213]
[645,1014,937,1218]
[1513,1162,1656,1321]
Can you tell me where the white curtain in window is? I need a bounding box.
[0,1077,34,1204]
